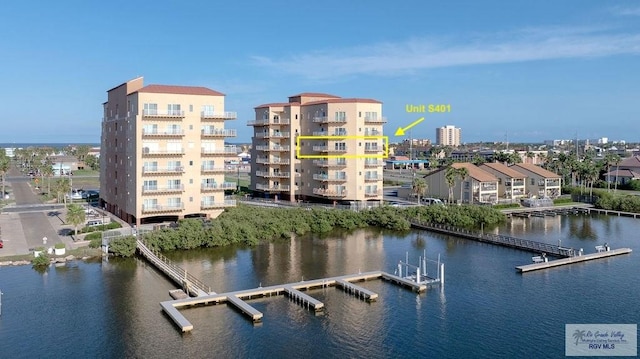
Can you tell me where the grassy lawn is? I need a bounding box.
[72,169,100,176]
[225,175,250,188]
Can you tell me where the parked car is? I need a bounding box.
[0,239,3,249]
[82,190,99,200]
[422,198,444,206]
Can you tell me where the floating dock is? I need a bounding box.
[160,270,440,332]
[516,248,632,273]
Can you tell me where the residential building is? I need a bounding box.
[604,155,640,185]
[480,162,527,201]
[435,125,461,146]
[512,163,561,198]
[423,162,499,204]
[249,93,385,205]
[101,77,237,225]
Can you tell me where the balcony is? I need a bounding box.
[142,129,185,137]
[546,179,561,187]
[256,171,290,178]
[313,159,347,168]
[201,198,237,209]
[364,159,381,167]
[256,183,290,192]
[201,111,237,120]
[313,188,347,198]
[312,131,348,136]
[365,189,382,197]
[313,173,347,182]
[480,184,497,191]
[364,174,380,181]
[364,130,382,136]
[254,145,290,152]
[312,145,347,153]
[201,128,237,137]
[256,157,290,165]
[141,184,184,194]
[142,166,184,175]
[142,148,184,156]
[248,118,290,126]
[255,131,290,139]
[364,146,381,153]
[142,109,185,118]
[201,182,237,192]
[201,147,238,156]
[200,165,226,173]
[312,116,347,124]
[364,116,387,124]
[142,203,184,213]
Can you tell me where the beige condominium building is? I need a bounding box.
[436,125,461,146]
[101,77,237,225]
[249,93,386,205]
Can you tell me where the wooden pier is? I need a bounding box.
[160,270,437,332]
[516,248,633,273]
[410,221,576,258]
[136,240,212,297]
[503,206,590,218]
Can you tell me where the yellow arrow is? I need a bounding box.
[394,117,425,136]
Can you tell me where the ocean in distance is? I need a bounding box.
[0,213,638,358]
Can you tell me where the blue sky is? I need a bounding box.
[1,1,639,144]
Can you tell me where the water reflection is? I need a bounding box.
[567,216,598,240]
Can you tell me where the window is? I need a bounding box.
[189,105,193,112]
[202,105,214,116]
[167,179,181,189]
[335,142,346,151]
[143,103,158,115]
[143,180,158,190]
[168,104,181,115]
[335,111,346,121]
[167,197,181,208]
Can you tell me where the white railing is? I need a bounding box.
[142,129,184,136]
[201,111,237,120]
[142,184,184,193]
[256,157,290,164]
[313,159,347,167]
[256,171,290,178]
[364,116,387,123]
[364,174,380,181]
[364,159,381,166]
[201,199,237,209]
[248,118,290,126]
[142,203,184,212]
[313,173,346,181]
[142,148,184,155]
[255,183,290,191]
[312,117,347,123]
[255,145,290,151]
[201,182,236,190]
[142,166,184,173]
[365,190,382,197]
[200,166,225,172]
[143,109,185,117]
[313,188,347,197]
[364,130,381,136]
[201,129,237,137]
[201,147,238,155]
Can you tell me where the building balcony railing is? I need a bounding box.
[248,118,290,126]
[200,165,226,173]
[364,174,380,181]
[546,179,561,187]
[365,189,382,197]
[364,116,387,124]
[141,166,184,174]
[142,129,185,137]
[201,111,237,120]
[364,159,382,167]
[254,132,290,139]
[201,147,238,156]
[142,109,185,118]
[312,131,348,136]
[313,188,347,197]
[256,171,291,178]
[201,182,237,191]
[141,184,184,194]
[312,146,348,152]
[201,198,237,209]
[255,183,290,192]
[313,159,347,168]
[481,184,497,191]
[142,203,184,213]
[255,145,290,152]
[313,174,347,182]
[201,129,237,137]
[364,146,381,152]
[256,157,290,165]
[312,116,347,124]
[142,149,185,156]
[364,130,382,136]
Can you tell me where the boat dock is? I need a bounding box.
[410,221,576,257]
[503,206,590,218]
[516,247,633,273]
[160,270,438,332]
[136,240,212,297]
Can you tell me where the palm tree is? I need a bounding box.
[602,153,620,192]
[525,151,535,164]
[412,178,427,204]
[0,152,10,199]
[56,177,72,207]
[41,161,55,196]
[613,155,622,193]
[456,167,469,204]
[445,166,457,204]
[66,203,86,236]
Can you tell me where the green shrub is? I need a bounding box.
[493,203,521,209]
[54,242,65,249]
[553,198,573,205]
[109,236,137,257]
[32,252,50,267]
[80,221,122,234]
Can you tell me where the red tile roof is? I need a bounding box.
[512,163,560,178]
[619,156,640,169]
[303,98,382,106]
[254,102,300,109]
[481,162,527,178]
[136,84,225,96]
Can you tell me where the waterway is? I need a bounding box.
[0,214,638,358]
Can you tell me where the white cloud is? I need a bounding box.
[252,26,640,80]
[611,6,640,16]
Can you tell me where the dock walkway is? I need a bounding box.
[410,221,576,257]
[516,248,632,273]
[136,240,211,297]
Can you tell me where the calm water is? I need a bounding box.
[0,214,638,358]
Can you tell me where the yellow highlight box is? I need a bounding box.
[296,135,389,159]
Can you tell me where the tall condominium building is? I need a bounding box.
[248,93,386,205]
[101,77,237,226]
[436,125,461,146]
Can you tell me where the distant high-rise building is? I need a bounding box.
[436,125,461,146]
